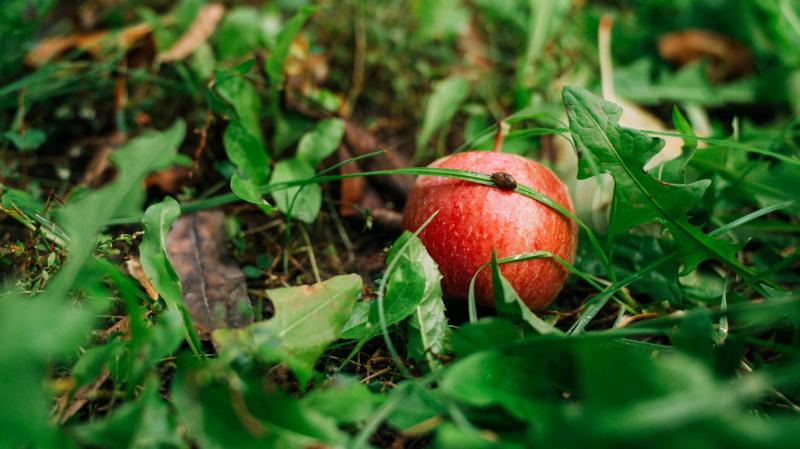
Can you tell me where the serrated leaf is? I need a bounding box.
[416,75,471,151]
[223,120,270,184]
[341,232,449,350]
[400,233,449,371]
[268,157,320,223]
[265,6,315,86]
[213,274,362,386]
[563,87,752,276]
[139,197,203,354]
[296,118,345,166]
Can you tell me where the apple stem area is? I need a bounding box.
[492,121,511,152]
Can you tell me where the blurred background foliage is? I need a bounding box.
[1,0,799,448]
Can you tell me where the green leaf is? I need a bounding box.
[230,174,274,214]
[216,72,262,142]
[416,76,471,151]
[265,6,316,86]
[139,197,203,355]
[450,318,522,358]
[302,375,384,425]
[296,118,345,167]
[413,0,469,41]
[400,233,450,371]
[490,251,562,335]
[4,128,45,151]
[0,293,93,448]
[223,120,270,184]
[213,7,274,60]
[342,232,449,347]
[172,357,346,449]
[268,157,321,223]
[213,274,362,386]
[659,106,697,183]
[563,86,752,277]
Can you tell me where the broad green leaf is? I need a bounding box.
[302,375,384,425]
[213,7,275,60]
[400,233,450,371]
[4,128,45,151]
[342,232,449,348]
[172,357,346,449]
[0,293,93,448]
[213,274,362,385]
[223,120,270,184]
[231,174,274,214]
[296,118,345,166]
[139,197,203,355]
[413,0,469,41]
[490,251,562,335]
[216,72,262,142]
[450,318,522,358]
[265,6,315,85]
[268,157,321,223]
[416,76,471,152]
[563,87,752,277]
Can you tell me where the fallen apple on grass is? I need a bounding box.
[402,130,578,311]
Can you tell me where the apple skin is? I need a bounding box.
[402,151,578,310]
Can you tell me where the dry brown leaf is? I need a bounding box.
[144,166,193,193]
[56,369,110,424]
[457,18,492,82]
[343,121,414,197]
[598,16,682,170]
[26,23,152,67]
[125,257,159,300]
[337,144,367,217]
[166,210,253,338]
[658,29,753,81]
[158,3,225,62]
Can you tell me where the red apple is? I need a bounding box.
[402,151,578,310]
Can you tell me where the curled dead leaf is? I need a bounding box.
[158,3,225,62]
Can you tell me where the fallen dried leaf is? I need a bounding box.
[158,3,225,62]
[125,257,159,300]
[56,369,110,424]
[144,166,192,193]
[343,121,414,197]
[26,23,153,67]
[337,144,367,217]
[80,132,126,187]
[658,29,753,81]
[166,210,253,337]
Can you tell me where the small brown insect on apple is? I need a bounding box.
[491,172,517,190]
